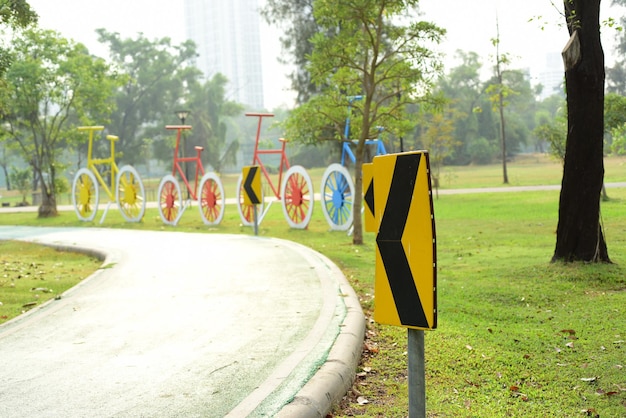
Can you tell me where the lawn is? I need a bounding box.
[1,155,625,417]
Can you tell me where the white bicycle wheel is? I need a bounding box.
[157,174,182,226]
[236,173,265,226]
[281,165,314,229]
[198,172,225,225]
[72,168,99,222]
[116,165,146,222]
[320,163,354,231]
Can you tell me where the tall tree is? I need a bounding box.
[96,29,200,166]
[487,18,515,184]
[552,0,609,262]
[2,29,119,217]
[287,0,444,244]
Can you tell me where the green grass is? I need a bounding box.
[0,240,103,324]
[1,156,625,417]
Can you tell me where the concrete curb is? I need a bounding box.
[276,249,366,418]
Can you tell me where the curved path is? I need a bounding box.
[0,226,365,417]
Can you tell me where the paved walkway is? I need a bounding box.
[0,227,365,417]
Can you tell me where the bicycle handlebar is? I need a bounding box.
[245,112,274,118]
[347,95,363,103]
[78,126,104,131]
[165,125,192,130]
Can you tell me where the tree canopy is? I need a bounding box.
[284,0,444,244]
[2,28,119,217]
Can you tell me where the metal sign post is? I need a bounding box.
[253,204,258,236]
[408,329,425,417]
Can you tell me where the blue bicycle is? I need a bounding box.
[320,96,387,231]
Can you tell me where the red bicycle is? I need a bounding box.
[236,113,314,229]
[158,125,225,226]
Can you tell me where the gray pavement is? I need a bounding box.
[0,226,365,417]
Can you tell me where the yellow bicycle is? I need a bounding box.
[72,126,146,223]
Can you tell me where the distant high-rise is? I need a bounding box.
[183,0,264,109]
[535,52,564,100]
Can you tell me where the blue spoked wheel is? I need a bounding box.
[320,163,354,231]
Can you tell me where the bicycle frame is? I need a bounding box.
[247,113,289,200]
[339,96,387,165]
[166,125,204,200]
[80,128,118,201]
[78,126,119,223]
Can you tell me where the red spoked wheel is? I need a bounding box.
[281,165,314,229]
[157,175,182,226]
[198,172,225,225]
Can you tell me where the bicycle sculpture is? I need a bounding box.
[320,96,387,231]
[236,113,314,229]
[72,126,146,224]
[157,124,225,226]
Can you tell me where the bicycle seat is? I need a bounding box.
[194,146,204,151]
[106,135,119,142]
[165,125,192,130]
[278,137,288,143]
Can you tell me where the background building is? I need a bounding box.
[534,52,564,100]
[183,0,265,109]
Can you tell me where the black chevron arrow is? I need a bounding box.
[244,166,260,204]
[376,154,428,328]
[364,176,374,217]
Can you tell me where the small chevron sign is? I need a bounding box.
[362,163,376,232]
[242,165,261,205]
[373,151,437,330]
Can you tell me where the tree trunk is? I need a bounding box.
[552,0,610,262]
[37,185,58,218]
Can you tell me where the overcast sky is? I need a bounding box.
[27,0,621,109]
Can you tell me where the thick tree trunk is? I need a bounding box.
[38,188,58,218]
[552,0,610,262]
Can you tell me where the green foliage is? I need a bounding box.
[288,0,445,244]
[186,73,243,174]
[8,166,30,203]
[467,137,494,165]
[534,110,567,163]
[0,0,37,81]
[604,92,626,133]
[608,123,626,155]
[435,51,536,166]
[2,28,120,215]
[419,104,461,186]
[96,29,201,166]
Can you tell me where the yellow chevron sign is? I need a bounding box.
[242,165,262,205]
[373,151,437,330]
[362,163,376,232]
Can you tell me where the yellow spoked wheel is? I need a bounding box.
[72,168,99,222]
[116,165,146,222]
